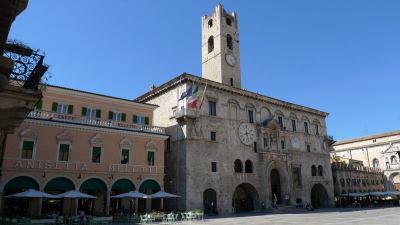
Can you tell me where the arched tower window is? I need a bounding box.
[226,17,232,26]
[372,158,379,168]
[234,159,243,173]
[390,155,397,164]
[227,34,233,50]
[245,160,253,173]
[318,165,323,176]
[311,165,317,176]
[208,19,213,28]
[208,36,214,53]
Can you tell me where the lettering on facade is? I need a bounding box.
[14,160,89,171]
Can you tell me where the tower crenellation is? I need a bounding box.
[202,4,241,88]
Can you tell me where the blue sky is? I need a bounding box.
[9,0,400,140]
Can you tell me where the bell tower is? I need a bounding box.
[201,4,241,88]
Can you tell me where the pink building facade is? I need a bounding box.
[0,85,168,216]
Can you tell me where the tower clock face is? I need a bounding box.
[225,53,236,66]
[238,123,257,146]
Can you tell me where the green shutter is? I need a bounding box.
[133,115,138,123]
[81,107,87,116]
[108,111,113,120]
[35,100,43,110]
[67,105,73,114]
[121,113,126,122]
[145,117,149,125]
[96,109,101,118]
[52,102,58,112]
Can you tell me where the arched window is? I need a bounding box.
[372,158,379,168]
[226,17,232,26]
[227,34,233,50]
[245,160,253,173]
[208,19,213,28]
[318,165,323,176]
[234,159,243,173]
[390,155,397,164]
[208,36,214,53]
[311,165,317,176]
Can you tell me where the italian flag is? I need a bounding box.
[186,84,199,108]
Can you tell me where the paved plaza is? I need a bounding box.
[186,207,400,225]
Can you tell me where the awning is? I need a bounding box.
[139,179,161,193]
[4,176,39,193]
[80,178,107,191]
[44,177,75,192]
[111,179,135,192]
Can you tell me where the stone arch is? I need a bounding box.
[3,176,40,194]
[310,183,329,208]
[260,107,272,122]
[203,188,217,214]
[208,36,214,53]
[79,177,108,215]
[232,183,259,213]
[234,159,243,173]
[266,162,289,204]
[138,179,162,213]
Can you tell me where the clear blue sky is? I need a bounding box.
[9,0,400,140]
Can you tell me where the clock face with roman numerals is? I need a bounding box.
[238,123,257,146]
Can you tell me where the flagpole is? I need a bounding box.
[198,81,208,110]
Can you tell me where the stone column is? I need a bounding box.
[0,191,4,215]
[106,190,110,215]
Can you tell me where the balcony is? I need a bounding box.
[28,110,165,134]
[174,108,199,120]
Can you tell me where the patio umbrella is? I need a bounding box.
[111,191,150,199]
[384,191,400,196]
[5,189,59,198]
[56,190,96,199]
[150,191,180,198]
[369,192,387,196]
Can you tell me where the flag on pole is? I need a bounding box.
[186,82,200,108]
[179,84,193,100]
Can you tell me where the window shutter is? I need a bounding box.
[81,107,87,116]
[121,113,126,122]
[35,100,43,110]
[52,102,58,112]
[145,117,149,125]
[108,111,113,120]
[67,105,74,114]
[96,109,101,118]
[133,115,138,123]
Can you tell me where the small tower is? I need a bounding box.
[201,4,241,88]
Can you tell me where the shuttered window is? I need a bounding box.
[21,140,34,159]
[58,144,70,161]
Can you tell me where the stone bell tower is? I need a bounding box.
[201,4,241,88]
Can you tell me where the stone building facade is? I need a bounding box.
[332,130,400,191]
[136,5,334,214]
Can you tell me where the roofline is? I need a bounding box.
[333,130,400,146]
[43,83,159,109]
[135,73,329,117]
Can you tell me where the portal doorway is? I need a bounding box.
[203,189,217,215]
[310,184,329,208]
[232,183,259,213]
[270,169,282,204]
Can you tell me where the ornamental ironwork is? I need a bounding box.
[3,40,48,89]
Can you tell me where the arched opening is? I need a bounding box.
[311,184,329,208]
[3,176,40,217]
[372,158,379,168]
[208,19,213,28]
[390,155,397,164]
[232,183,259,213]
[311,165,317,176]
[245,160,253,173]
[111,179,136,214]
[227,34,233,50]
[389,173,400,191]
[226,17,232,26]
[318,165,323,176]
[208,36,214,53]
[79,178,107,215]
[139,179,161,213]
[270,169,282,204]
[203,188,217,215]
[43,177,75,216]
[234,159,243,173]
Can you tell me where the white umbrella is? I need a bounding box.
[369,192,387,196]
[5,189,59,198]
[56,190,96,199]
[384,191,400,196]
[111,191,150,199]
[150,191,180,198]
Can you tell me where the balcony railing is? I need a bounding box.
[28,110,165,134]
[174,108,199,119]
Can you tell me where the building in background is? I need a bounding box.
[332,130,400,191]
[0,85,168,217]
[136,4,334,213]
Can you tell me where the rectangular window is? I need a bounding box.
[53,102,73,114]
[133,115,149,125]
[315,124,319,135]
[211,162,217,172]
[147,151,155,166]
[210,131,216,141]
[278,116,283,129]
[58,144,70,161]
[21,140,34,159]
[292,167,302,188]
[91,146,101,163]
[291,120,296,132]
[208,101,216,116]
[263,137,268,148]
[281,140,285,149]
[82,107,101,119]
[109,111,126,122]
[248,110,254,123]
[254,142,257,153]
[121,149,129,164]
[306,144,311,152]
[304,122,309,134]
[230,78,233,86]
